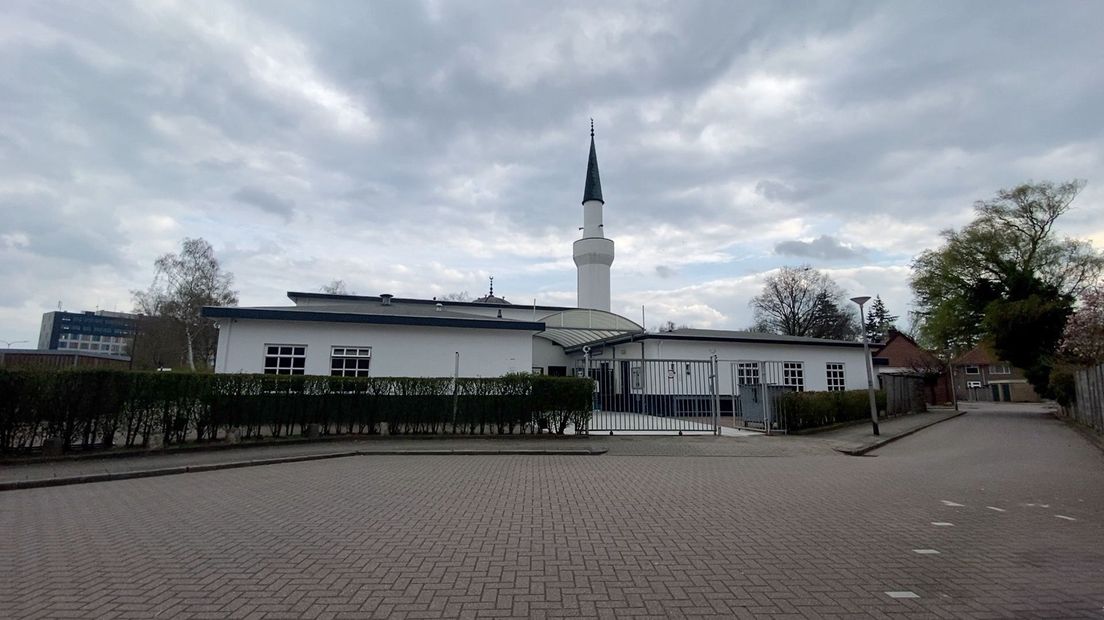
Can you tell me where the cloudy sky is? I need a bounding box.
[2,1,1103,345]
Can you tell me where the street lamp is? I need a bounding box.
[850,296,880,436]
[2,340,28,349]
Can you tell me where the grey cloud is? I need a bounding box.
[232,187,296,220]
[774,235,866,260]
[2,1,1103,344]
[654,265,677,278]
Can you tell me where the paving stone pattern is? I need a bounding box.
[2,404,1103,618]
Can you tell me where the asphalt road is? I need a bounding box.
[2,403,1102,618]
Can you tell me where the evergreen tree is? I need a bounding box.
[863,295,898,343]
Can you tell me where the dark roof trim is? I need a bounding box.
[286,291,571,312]
[565,332,865,352]
[203,307,545,331]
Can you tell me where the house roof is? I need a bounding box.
[201,304,545,331]
[952,344,1000,366]
[564,328,864,352]
[871,329,942,368]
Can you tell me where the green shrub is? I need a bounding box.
[0,370,593,453]
[778,389,888,432]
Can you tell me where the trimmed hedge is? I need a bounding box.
[777,389,888,432]
[0,370,593,453]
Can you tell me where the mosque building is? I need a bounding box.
[203,125,869,424]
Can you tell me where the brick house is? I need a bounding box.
[951,344,1040,402]
[871,329,953,405]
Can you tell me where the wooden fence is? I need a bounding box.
[882,373,927,416]
[1070,363,1104,435]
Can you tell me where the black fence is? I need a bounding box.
[0,370,594,454]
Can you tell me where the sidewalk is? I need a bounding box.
[805,407,967,455]
[0,411,967,490]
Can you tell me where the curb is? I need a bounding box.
[0,448,608,492]
[836,410,968,456]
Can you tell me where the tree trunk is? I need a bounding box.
[185,325,197,371]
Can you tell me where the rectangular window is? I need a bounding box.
[826,363,846,392]
[965,365,980,375]
[736,362,761,385]
[264,344,307,375]
[783,362,805,392]
[531,367,544,375]
[966,380,983,389]
[330,346,371,377]
[990,363,1011,375]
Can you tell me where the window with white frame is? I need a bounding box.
[964,365,980,375]
[783,362,805,391]
[826,363,846,391]
[264,344,306,375]
[990,363,1011,375]
[736,362,761,385]
[330,346,371,377]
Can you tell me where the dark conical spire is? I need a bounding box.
[582,119,604,204]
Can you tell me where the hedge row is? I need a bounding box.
[777,389,888,432]
[0,370,594,453]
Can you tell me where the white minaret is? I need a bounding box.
[573,120,615,311]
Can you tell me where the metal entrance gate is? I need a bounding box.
[576,357,720,434]
[719,360,794,434]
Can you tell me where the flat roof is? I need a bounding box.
[565,328,865,352]
[202,305,545,331]
[286,291,573,312]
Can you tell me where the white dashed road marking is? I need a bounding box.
[913,549,940,555]
[931,522,954,526]
[986,506,1006,512]
[1054,515,1077,521]
[941,500,965,507]
[886,591,920,599]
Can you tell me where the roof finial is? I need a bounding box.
[590,118,594,138]
[489,276,494,297]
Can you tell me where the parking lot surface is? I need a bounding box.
[2,403,1102,618]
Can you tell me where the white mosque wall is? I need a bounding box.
[214,319,534,378]
[579,338,870,393]
[532,336,573,373]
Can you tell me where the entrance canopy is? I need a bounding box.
[534,309,642,349]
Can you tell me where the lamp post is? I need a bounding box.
[3,340,28,349]
[850,296,880,436]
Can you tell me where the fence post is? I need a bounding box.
[710,355,720,436]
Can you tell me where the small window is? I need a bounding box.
[736,362,760,386]
[547,366,567,377]
[783,362,804,392]
[531,367,544,375]
[966,380,983,389]
[965,366,980,375]
[330,346,371,377]
[991,363,1011,375]
[264,344,307,375]
[826,363,846,392]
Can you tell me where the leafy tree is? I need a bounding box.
[863,295,898,343]
[133,238,238,371]
[1059,285,1104,364]
[911,180,1103,394]
[320,279,353,295]
[751,265,859,339]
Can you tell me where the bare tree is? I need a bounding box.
[438,291,471,302]
[320,279,353,295]
[133,238,238,371]
[750,265,859,339]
